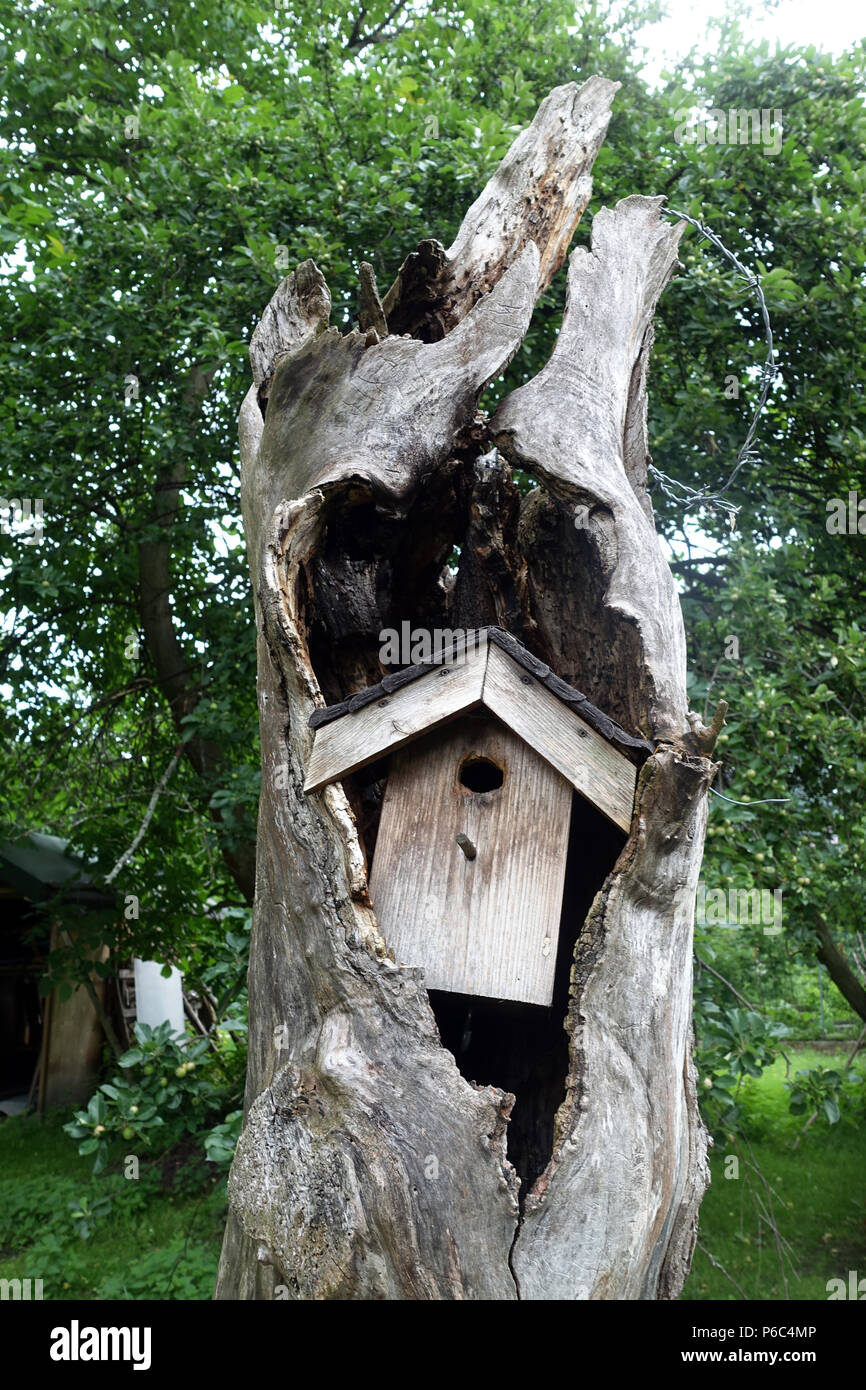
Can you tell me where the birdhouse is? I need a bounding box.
[304,630,649,1007]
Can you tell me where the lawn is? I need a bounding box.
[683,1047,866,1300]
[0,1110,226,1300]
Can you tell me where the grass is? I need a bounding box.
[2,1046,863,1300]
[682,1047,866,1300]
[0,1110,226,1300]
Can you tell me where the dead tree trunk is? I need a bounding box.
[215,78,712,1301]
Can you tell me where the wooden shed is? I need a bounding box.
[0,833,111,1111]
[305,629,651,1007]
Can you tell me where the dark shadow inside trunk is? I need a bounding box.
[300,464,638,1198]
[428,792,625,1199]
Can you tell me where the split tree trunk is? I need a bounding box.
[216,78,714,1301]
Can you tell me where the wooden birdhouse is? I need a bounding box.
[304,630,650,1007]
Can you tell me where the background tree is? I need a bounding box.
[2,0,865,1273]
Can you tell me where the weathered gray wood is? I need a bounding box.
[216,77,711,1304]
[483,643,636,832]
[383,76,619,337]
[491,196,710,1298]
[249,259,332,393]
[303,636,488,793]
[219,497,521,1301]
[306,636,636,827]
[249,244,539,546]
[369,717,572,1006]
[513,747,711,1299]
[493,195,689,741]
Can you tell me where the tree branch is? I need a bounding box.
[137,364,256,903]
[695,1240,749,1300]
[104,745,183,885]
[346,1,410,51]
[695,953,757,1013]
[815,914,866,1023]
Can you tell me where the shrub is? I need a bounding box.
[64,1020,223,1172]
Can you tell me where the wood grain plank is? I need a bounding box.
[482,643,636,832]
[369,716,572,1005]
[304,637,488,792]
[40,924,106,1109]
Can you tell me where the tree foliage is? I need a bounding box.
[1,0,864,1094]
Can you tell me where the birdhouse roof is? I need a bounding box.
[304,629,652,832]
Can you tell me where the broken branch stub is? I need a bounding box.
[383,76,619,339]
[493,195,689,740]
[216,76,710,1302]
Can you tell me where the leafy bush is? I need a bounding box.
[784,1065,863,1126]
[0,1167,164,1253]
[1,1165,165,1293]
[21,1232,89,1291]
[0,1173,84,1252]
[695,999,789,1137]
[0,1142,225,1298]
[64,1020,223,1172]
[204,1109,243,1169]
[95,1237,219,1300]
[67,1191,113,1238]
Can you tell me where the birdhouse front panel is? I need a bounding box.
[368,714,573,1006]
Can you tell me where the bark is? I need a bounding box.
[815,915,866,1023]
[216,77,711,1301]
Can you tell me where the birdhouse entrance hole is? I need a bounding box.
[427,789,626,1198]
[458,755,504,793]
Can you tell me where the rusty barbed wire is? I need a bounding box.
[650,207,779,522]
